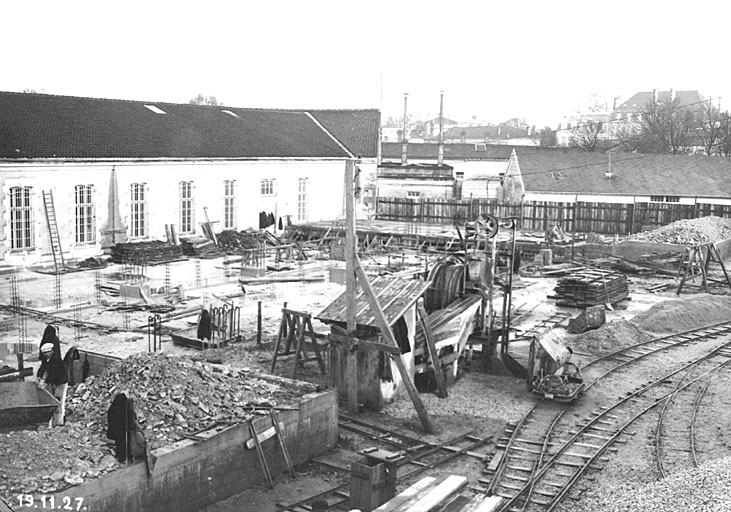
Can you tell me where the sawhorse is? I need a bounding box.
[271,308,326,379]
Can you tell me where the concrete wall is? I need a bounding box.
[14,389,338,512]
[0,159,346,266]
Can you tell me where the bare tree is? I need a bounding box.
[539,126,557,148]
[189,94,221,106]
[697,102,724,156]
[718,112,731,157]
[616,97,699,154]
[569,120,603,151]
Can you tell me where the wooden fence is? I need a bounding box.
[375,197,731,235]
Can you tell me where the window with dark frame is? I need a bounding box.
[260,179,275,196]
[10,186,33,250]
[75,184,95,244]
[224,180,236,229]
[130,183,147,238]
[179,181,194,233]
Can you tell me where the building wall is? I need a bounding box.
[377,179,454,199]
[0,159,346,266]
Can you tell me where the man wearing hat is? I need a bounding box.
[37,324,68,427]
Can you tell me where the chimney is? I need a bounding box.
[401,93,408,165]
[438,90,444,166]
[670,89,676,102]
[497,125,501,136]
[613,96,620,109]
[653,89,658,103]
[605,152,614,179]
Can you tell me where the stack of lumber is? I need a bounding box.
[551,269,629,307]
[110,241,184,263]
[374,475,502,512]
[180,235,224,258]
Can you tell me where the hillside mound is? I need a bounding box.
[630,294,731,333]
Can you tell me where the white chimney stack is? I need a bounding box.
[401,92,408,165]
[438,90,444,166]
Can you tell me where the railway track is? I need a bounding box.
[487,322,731,511]
[654,350,731,478]
[581,320,731,388]
[277,415,493,512]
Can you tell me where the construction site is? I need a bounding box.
[2,160,731,512]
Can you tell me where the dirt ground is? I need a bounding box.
[1,250,730,511]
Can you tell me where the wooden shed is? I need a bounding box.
[316,275,481,410]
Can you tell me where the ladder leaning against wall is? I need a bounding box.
[42,190,66,273]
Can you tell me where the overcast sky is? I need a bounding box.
[3,0,730,127]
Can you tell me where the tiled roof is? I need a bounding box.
[381,142,519,160]
[0,91,359,159]
[516,149,731,198]
[308,109,380,158]
[614,90,706,112]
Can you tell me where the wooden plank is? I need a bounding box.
[417,301,448,399]
[402,475,468,512]
[374,476,438,512]
[248,421,273,488]
[461,495,504,512]
[329,332,401,355]
[355,262,435,434]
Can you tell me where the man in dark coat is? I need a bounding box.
[37,324,68,426]
[107,393,148,464]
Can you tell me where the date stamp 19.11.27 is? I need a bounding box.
[12,495,86,511]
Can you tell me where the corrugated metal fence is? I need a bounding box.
[375,197,731,235]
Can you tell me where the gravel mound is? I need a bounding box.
[630,216,731,245]
[581,456,731,511]
[567,319,652,356]
[630,294,731,333]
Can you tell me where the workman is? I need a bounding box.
[37,324,69,427]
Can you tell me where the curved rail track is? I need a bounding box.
[488,322,731,512]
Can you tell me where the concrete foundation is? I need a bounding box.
[15,389,338,512]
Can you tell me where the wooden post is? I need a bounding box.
[257,301,262,345]
[355,263,435,434]
[418,301,447,399]
[345,159,359,414]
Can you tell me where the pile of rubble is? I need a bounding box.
[68,352,301,450]
[631,216,731,245]
[0,353,312,499]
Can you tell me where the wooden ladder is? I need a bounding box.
[42,190,65,273]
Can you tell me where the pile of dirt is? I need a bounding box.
[630,216,731,245]
[630,294,731,333]
[567,319,652,356]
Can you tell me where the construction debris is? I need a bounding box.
[110,241,184,264]
[67,352,307,450]
[631,216,731,245]
[551,269,629,308]
[180,235,224,258]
